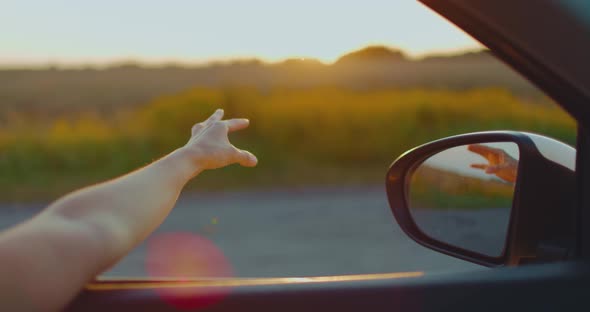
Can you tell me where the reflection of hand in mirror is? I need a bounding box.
[467,144,517,183]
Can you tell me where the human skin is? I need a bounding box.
[0,109,257,311]
[468,144,518,183]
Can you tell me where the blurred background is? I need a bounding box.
[0,0,576,279]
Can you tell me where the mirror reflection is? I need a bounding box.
[408,142,519,257]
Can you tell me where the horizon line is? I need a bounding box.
[0,45,486,70]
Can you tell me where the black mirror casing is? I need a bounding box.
[386,131,576,267]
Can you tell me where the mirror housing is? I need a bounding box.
[386,131,576,267]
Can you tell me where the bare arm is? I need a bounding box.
[0,109,257,311]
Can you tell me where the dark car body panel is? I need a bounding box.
[69,262,590,311]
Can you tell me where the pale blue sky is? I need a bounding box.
[0,0,482,66]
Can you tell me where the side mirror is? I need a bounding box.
[386,131,576,267]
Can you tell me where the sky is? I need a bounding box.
[0,0,482,66]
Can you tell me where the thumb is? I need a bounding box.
[234,148,258,167]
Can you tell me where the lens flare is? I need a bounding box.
[146,232,233,310]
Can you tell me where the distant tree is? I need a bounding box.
[334,46,408,65]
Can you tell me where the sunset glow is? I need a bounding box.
[0,0,481,66]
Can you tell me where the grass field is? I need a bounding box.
[409,165,515,210]
[0,86,575,202]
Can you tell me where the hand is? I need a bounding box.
[467,144,517,183]
[181,109,258,172]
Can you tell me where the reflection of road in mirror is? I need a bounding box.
[408,142,518,257]
[411,208,511,256]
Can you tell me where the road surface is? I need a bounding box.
[0,185,497,278]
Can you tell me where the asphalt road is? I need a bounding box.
[0,186,495,278]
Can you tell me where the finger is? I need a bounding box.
[192,109,225,136]
[234,148,258,167]
[467,144,489,157]
[191,123,203,136]
[224,118,250,132]
[485,165,503,174]
[468,144,497,157]
[470,164,487,170]
[209,120,229,131]
[205,109,224,124]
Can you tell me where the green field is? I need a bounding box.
[0,86,575,202]
[409,165,515,210]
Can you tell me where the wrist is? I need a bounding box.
[169,147,204,182]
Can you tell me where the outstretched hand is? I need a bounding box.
[0,109,259,311]
[467,144,517,183]
[182,109,258,172]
